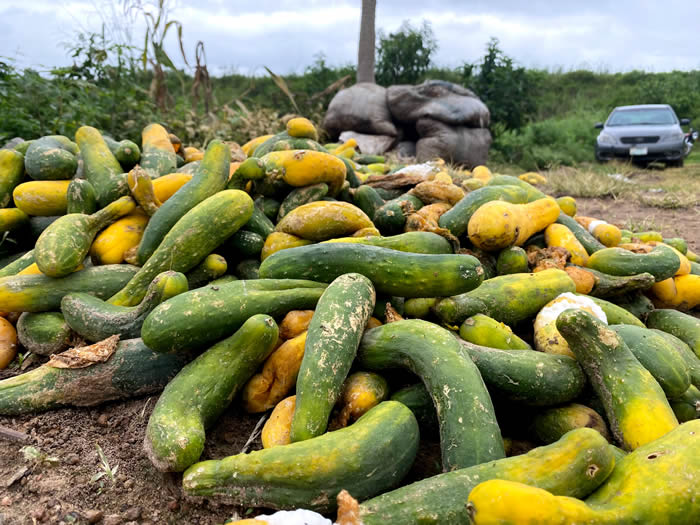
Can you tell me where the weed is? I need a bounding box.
[91,443,119,492]
[20,446,60,468]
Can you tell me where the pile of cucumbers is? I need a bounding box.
[1,116,699,525]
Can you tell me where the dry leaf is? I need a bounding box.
[47,335,120,369]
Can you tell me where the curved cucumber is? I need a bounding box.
[587,244,681,282]
[556,212,605,254]
[145,314,278,472]
[110,190,252,306]
[259,243,484,298]
[358,427,615,525]
[647,309,700,358]
[291,273,375,441]
[75,126,129,207]
[136,140,230,264]
[182,401,419,512]
[61,271,188,342]
[357,320,504,470]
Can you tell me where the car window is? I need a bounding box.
[607,108,677,126]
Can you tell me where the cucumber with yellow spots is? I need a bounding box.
[434,269,575,326]
[0,264,138,313]
[358,427,615,525]
[145,314,278,472]
[110,190,252,306]
[185,254,227,288]
[66,179,97,215]
[530,403,612,444]
[459,313,531,349]
[322,231,452,254]
[61,270,188,342]
[76,126,130,207]
[290,273,375,442]
[275,201,373,241]
[466,420,700,525]
[259,243,484,298]
[557,308,678,450]
[647,308,700,358]
[0,149,25,207]
[0,250,35,278]
[357,319,504,470]
[587,243,680,282]
[140,123,178,176]
[24,135,78,180]
[35,196,135,278]
[141,279,326,353]
[182,401,419,512]
[276,182,329,220]
[136,139,231,264]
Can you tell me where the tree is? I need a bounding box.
[357,0,376,83]
[375,20,437,86]
[462,38,534,130]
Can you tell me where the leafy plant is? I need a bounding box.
[376,20,437,86]
[91,444,119,484]
[20,446,60,468]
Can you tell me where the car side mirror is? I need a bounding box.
[680,118,691,126]
[594,122,604,129]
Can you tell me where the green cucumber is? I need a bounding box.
[390,383,439,434]
[556,212,605,254]
[244,205,275,239]
[0,250,35,278]
[185,254,227,289]
[141,280,326,353]
[612,291,655,320]
[358,427,614,525]
[496,246,529,275]
[140,124,178,176]
[338,155,361,188]
[663,237,688,254]
[352,185,385,221]
[357,320,504,470]
[136,140,231,264]
[0,264,138,313]
[16,312,73,356]
[486,174,547,201]
[75,126,130,207]
[35,196,135,278]
[291,273,375,441]
[277,183,329,220]
[259,243,484,298]
[611,325,691,398]
[530,403,611,444]
[572,266,656,298]
[0,149,25,207]
[223,229,264,258]
[323,231,453,254]
[24,135,78,180]
[650,329,700,388]
[459,339,587,406]
[578,294,645,326]
[110,190,253,306]
[182,401,419,512]
[587,244,681,282]
[13,140,33,155]
[647,309,700,358]
[669,386,700,422]
[254,196,280,221]
[61,271,188,342]
[373,193,423,235]
[145,314,278,472]
[103,135,140,169]
[434,269,575,326]
[66,179,98,215]
[0,338,192,415]
[557,309,678,450]
[438,185,531,237]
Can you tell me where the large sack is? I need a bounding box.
[387,80,490,128]
[339,131,396,155]
[323,83,398,139]
[415,118,491,167]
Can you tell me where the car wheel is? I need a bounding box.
[595,150,607,163]
[667,158,684,168]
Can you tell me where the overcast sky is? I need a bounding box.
[1,0,699,76]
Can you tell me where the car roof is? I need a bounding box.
[612,104,672,111]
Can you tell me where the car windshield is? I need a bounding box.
[607,108,676,126]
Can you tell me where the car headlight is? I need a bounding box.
[597,133,615,145]
[665,132,684,141]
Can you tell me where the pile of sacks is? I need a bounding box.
[322,80,491,167]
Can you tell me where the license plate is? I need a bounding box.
[630,146,648,156]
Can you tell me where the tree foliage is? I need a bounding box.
[461,38,534,131]
[375,21,437,86]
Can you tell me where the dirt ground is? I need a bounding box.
[0,197,697,525]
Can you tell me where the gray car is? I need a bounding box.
[594,104,690,167]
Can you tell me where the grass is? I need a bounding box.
[540,153,700,210]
